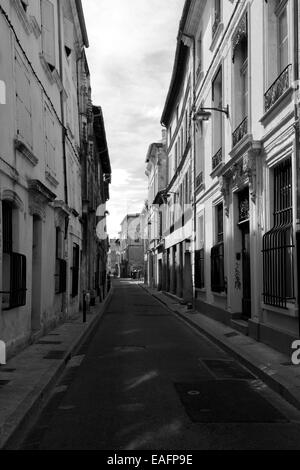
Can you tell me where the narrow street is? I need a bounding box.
[19,279,300,450]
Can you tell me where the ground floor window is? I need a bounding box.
[262,158,295,308]
[2,201,26,309]
[71,243,80,297]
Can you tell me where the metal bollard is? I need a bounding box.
[83,291,87,323]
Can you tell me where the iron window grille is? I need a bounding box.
[238,188,250,222]
[262,158,295,308]
[232,116,248,148]
[2,202,26,309]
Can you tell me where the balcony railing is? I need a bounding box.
[264,64,291,112]
[212,148,222,170]
[232,116,248,148]
[195,171,203,188]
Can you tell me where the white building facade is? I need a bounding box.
[0,0,89,357]
[156,0,300,355]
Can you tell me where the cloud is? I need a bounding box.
[82,0,185,236]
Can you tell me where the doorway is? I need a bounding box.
[31,215,42,331]
[240,221,251,318]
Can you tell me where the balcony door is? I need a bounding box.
[31,215,42,331]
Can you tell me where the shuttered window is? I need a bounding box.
[41,0,55,69]
[15,52,32,148]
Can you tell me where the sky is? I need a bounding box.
[81,0,185,237]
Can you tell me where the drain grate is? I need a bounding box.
[174,381,288,423]
[202,359,255,380]
[0,368,16,373]
[224,331,239,338]
[37,341,62,345]
[43,350,66,360]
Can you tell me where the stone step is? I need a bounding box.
[230,319,249,336]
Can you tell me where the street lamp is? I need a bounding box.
[193,105,229,121]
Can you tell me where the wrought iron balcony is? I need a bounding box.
[264,64,291,112]
[232,116,248,148]
[212,148,222,170]
[195,171,203,188]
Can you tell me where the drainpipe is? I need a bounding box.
[293,0,300,337]
[57,0,69,316]
[57,0,68,207]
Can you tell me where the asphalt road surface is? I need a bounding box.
[19,279,300,450]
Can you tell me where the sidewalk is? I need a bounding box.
[140,284,300,412]
[0,286,113,449]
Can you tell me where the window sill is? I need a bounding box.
[210,162,224,179]
[45,170,59,188]
[14,137,38,166]
[210,22,224,52]
[261,301,298,318]
[260,86,294,127]
[212,291,227,298]
[12,0,32,35]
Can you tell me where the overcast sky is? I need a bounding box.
[81,0,185,237]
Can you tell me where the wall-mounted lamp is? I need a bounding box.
[193,105,229,121]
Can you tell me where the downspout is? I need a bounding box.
[57,0,68,208]
[293,0,300,337]
[57,0,69,316]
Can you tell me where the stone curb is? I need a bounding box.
[1,286,114,450]
[140,284,300,413]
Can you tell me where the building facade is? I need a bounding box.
[145,0,300,355]
[119,214,144,278]
[144,140,168,289]
[0,0,110,358]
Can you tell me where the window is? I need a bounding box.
[278,5,288,73]
[15,52,32,148]
[211,203,225,293]
[64,17,74,58]
[55,227,66,294]
[44,103,56,177]
[262,158,295,308]
[41,0,55,70]
[2,201,26,309]
[232,12,248,146]
[264,1,291,111]
[195,213,205,289]
[196,33,203,77]
[212,67,223,169]
[212,0,221,37]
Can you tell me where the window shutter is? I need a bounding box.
[64,17,74,51]
[41,0,55,68]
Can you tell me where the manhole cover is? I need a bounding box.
[135,313,171,317]
[43,350,66,360]
[174,381,287,423]
[188,390,200,396]
[202,359,255,380]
